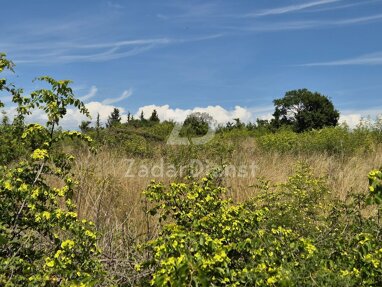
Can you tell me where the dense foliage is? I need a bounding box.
[271,89,340,132]
[107,108,122,128]
[0,56,104,286]
[257,126,375,155]
[180,112,213,138]
[136,165,382,286]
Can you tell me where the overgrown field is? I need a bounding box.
[70,130,382,286]
[1,53,382,286]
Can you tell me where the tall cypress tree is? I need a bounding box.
[107,108,121,127]
[149,109,160,123]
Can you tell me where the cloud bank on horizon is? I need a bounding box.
[3,100,377,131]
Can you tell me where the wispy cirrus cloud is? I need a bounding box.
[302,0,382,13]
[226,13,382,32]
[102,89,133,105]
[157,1,381,33]
[5,34,222,64]
[79,86,98,102]
[334,13,382,25]
[157,2,218,20]
[5,38,171,64]
[107,1,123,9]
[2,38,172,52]
[243,0,342,17]
[301,52,382,66]
[1,9,223,65]
[159,0,345,21]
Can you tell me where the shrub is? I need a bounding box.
[136,163,382,286]
[0,121,26,164]
[257,130,299,153]
[367,169,382,205]
[180,112,213,138]
[0,66,105,286]
[138,169,321,286]
[257,126,375,155]
[123,134,152,157]
[252,163,330,236]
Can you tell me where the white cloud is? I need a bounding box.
[48,104,381,130]
[3,100,380,131]
[24,103,273,129]
[20,103,270,130]
[135,104,272,125]
[42,101,128,129]
[135,104,382,130]
[227,13,382,32]
[0,101,126,130]
[301,51,382,66]
[7,34,222,64]
[334,13,382,25]
[2,103,268,130]
[245,0,342,17]
[340,108,382,128]
[339,113,363,128]
[102,89,133,105]
[107,1,124,9]
[302,0,381,13]
[79,85,98,102]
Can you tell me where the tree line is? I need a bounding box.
[82,88,339,136]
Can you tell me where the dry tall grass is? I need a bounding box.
[70,139,382,283]
[72,139,382,235]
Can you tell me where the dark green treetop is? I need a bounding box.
[149,109,160,123]
[107,107,121,127]
[271,89,339,132]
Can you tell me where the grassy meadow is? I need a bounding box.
[66,122,382,285]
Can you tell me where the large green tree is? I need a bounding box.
[271,89,340,132]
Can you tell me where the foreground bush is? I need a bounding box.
[139,170,316,286]
[136,164,382,286]
[0,58,105,286]
[0,134,104,286]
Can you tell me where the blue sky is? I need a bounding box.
[1,0,382,127]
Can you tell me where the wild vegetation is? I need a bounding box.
[1,53,382,286]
